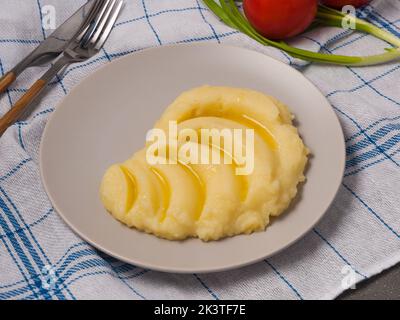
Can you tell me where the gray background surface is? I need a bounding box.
[339,263,400,300]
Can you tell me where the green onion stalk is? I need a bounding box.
[203,0,400,66]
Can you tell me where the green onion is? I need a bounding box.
[202,0,400,66]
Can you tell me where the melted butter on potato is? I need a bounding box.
[100,86,309,241]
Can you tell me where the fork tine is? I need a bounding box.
[89,0,118,46]
[93,0,123,50]
[76,0,108,42]
[81,0,112,47]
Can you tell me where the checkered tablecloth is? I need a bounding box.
[0,0,399,300]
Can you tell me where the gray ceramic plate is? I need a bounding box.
[40,43,345,273]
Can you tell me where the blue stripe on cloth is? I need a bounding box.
[333,106,400,169]
[0,282,33,300]
[331,33,368,51]
[102,48,112,62]
[296,5,372,54]
[342,183,400,239]
[56,256,146,299]
[1,190,66,300]
[2,243,90,295]
[371,9,400,31]
[0,236,150,299]
[104,258,146,299]
[116,6,205,27]
[50,242,89,267]
[2,258,149,299]
[108,47,145,58]
[195,0,220,43]
[57,250,143,280]
[17,123,25,150]
[346,134,400,168]
[45,269,149,299]
[346,115,400,142]
[177,31,239,44]
[304,20,400,105]
[0,208,53,241]
[264,260,303,300]
[193,274,219,300]
[347,66,400,108]
[326,65,400,98]
[54,55,109,82]
[369,12,400,37]
[3,254,130,298]
[112,263,138,274]
[36,0,46,39]
[0,58,13,107]
[66,250,141,279]
[0,278,25,289]
[17,108,55,126]
[100,254,139,274]
[347,123,400,155]
[16,244,143,298]
[0,231,39,299]
[57,250,108,276]
[0,194,46,299]
[0,39,41,45]
[8,88,28,93]
[0,186,70,299]
[280,51,295,66]
[313,229,367,279]
[141,0,162,45]
[331,18,400,51]
[345,147,400,177]
[55,75,67,95]
[0,158,32,182]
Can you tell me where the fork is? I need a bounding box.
[0,0,123,136]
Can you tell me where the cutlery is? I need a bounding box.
[0,0,123,136]
[0,0,104,94]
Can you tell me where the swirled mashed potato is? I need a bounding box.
[100,86,309,241]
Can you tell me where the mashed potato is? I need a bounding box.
[100,86,309,241]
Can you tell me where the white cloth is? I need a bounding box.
[0,0,399,300]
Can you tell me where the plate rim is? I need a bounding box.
[39,42,346,273]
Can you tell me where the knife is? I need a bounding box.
[0,0,102,93]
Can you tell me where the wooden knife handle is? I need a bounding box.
[0,79,46,136]
[0,72,16,93]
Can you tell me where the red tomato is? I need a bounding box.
[320,0,370,9]
[243,0,318,40]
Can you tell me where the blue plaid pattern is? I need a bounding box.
[0,0,399,300]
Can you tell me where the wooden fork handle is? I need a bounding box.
[0,79,46,136]
[0,72,16,93]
